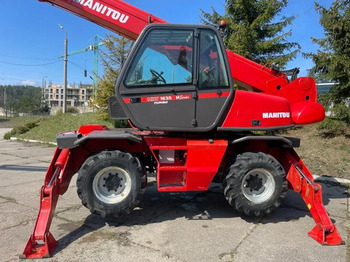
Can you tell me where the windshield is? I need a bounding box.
[125,29,194,87]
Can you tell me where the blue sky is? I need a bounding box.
[0,0,332,87]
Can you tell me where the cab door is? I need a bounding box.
[194,28,232,130]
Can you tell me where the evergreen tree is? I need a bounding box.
[305,0,350,126]
[94,35,131,121]
[0,85,46,116]
[201,0,300,67]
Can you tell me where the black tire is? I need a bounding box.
[223,152,288,217]
[77,150,146,218]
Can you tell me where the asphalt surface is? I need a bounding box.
[0,128,349,262]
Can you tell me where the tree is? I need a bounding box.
[305,0,350,126]
[94,35,131,121]
[18,87,42,115]
[0,85,47,116]
[201,0,300,68]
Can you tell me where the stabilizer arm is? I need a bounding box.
[283,148,343,245]
[21,126,126,258]
[21,148,71,259]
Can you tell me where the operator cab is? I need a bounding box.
[110,24,233,131]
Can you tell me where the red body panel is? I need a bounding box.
[291,101,325,125]
[186,140,227,190]
[266,77,318,104]
[221,89,325,129]
[221,90,293,129]
[225,50,325,126]
[78,123,109,134]
[144,137,228,191]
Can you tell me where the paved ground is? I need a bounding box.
[0,128,349,262]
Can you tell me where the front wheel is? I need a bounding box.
[223,152,288,217]
[77,150,146,217]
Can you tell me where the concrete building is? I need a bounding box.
[316,82,337,95]
[43,83,94,114]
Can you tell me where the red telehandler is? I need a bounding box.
[22,0,343,258]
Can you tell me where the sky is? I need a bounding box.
[0,0,332,87]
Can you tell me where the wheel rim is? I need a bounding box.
[241,168,275,204]
[93,166,132,204]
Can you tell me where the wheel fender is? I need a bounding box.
[57,130,143,149]
[230,135,300,148]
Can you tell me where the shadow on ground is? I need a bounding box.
[0,165,47,172]
[52,181,348,255]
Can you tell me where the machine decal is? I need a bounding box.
[262,112,291,119]
[123,94,192,104]
[72,0,129,23]
[141,94,191,103]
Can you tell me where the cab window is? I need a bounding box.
[198,29,229,88]
[125,29,194,87]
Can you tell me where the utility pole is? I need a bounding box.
[42,76,47,101]
[58,35,104,95]
[3,86,7,118]
[92,35,100,95]
[59,24,68,113]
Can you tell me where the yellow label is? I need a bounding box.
[307,203,312,210]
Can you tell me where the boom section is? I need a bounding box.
[39,0,167,41]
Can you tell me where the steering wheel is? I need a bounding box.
[207,66,215,74]
[203,66,215,75]
[150,68,166,84]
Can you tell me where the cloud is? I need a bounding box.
[19,80,37,86]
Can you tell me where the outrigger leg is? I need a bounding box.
[21,148,70,259]
[284,149,343,245]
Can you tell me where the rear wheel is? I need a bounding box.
[77,150,146,217]
[223,152,287,217]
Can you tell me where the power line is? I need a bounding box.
[293,0,327,20]
[0,60,62,67]
[68,60,86,71]
[0,54,59,61]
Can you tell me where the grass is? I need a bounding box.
[1,114,349,180]
[286,125,350,179]
[0,115,44,128]
[1,113,114,143]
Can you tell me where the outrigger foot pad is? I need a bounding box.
[308,224,344,245]
[21,232,57,259]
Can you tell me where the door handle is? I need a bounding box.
[130,97,141,103]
